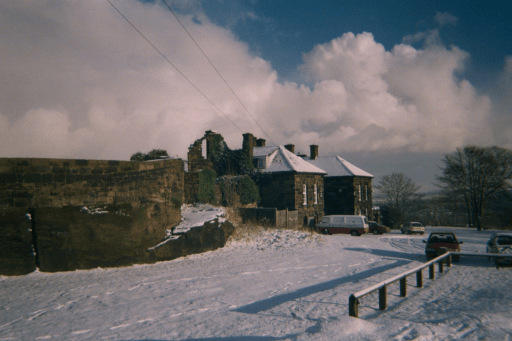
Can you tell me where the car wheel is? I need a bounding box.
[321,229,329,235]
[372,229,379,235]
[350,230,359,237]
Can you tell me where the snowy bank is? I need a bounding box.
[1,227,511,340]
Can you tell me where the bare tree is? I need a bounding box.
[436,145,512,230]
[375,172,421,228]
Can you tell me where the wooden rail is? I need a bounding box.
[348,252,512,318]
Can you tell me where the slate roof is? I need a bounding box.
[304,155,373,178]
[253,146,326,174]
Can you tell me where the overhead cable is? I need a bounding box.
[162,0,275,145]
[106,0,244,134]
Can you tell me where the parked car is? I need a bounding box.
[316,215,369,236]
[368,221,390,235]
[401,222,425,235]
[486,233,512,266]
[422,232,463,261]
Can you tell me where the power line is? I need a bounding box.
[106,0,245,134]
[162,0,275,145]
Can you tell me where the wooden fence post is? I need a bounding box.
[416,269,423,288]
[438,261,444,273]
[429,263,435,279]
[379,286,387,310]
[349,294,359,317]
[447,255,452,267]
[400,277,407,297]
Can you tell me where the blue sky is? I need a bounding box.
[0,0,510,191]
[197,0,511,90]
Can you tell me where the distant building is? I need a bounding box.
[302,145,374,220]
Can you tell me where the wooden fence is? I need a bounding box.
[349,252,512,318]
[238,208,298,228]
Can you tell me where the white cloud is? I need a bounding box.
[434,12,459,27]
[0,0,500,164]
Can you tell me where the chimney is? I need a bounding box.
[256,138,266,147]
[284,144,295,153]
[242,133,255,161]
[310,145,318,160]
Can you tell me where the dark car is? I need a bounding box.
[368,221,390,235]
[423,232,463,261]
[486,233,512,266]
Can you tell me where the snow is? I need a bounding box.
[254,146,327,174]
[306,155,374,178]
[1,224,511,340]
[172,204,226,235]
[149,204,226,249]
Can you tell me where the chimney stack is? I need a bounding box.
[310,145,318,160]
[284,144,295,153]
[256,138,266,147]
[242,133,255,161]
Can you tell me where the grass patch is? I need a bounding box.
[225,207,316,242]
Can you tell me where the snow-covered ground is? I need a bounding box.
[1,219,511,340]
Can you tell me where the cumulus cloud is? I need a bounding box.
[0,0,499,164]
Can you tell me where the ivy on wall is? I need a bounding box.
[197,169,217,204]
[207,135,254,177]
[239,175,260,205]
[218,175,260,206]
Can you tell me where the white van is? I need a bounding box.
[316,215,369,236]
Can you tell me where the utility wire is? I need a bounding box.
[106,0,245,134]
[162,1,275,145]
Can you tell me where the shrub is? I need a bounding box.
[130,149,169,161]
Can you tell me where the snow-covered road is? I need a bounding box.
[1,227,511,340]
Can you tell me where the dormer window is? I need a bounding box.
[257,158,264,169]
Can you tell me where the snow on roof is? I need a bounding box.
[253,146,280,157]
[305,155,373,177]
[253,146,326,174]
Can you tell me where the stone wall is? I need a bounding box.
[0,157,185,275]
[324,176,373,219]
[256,173,324,227]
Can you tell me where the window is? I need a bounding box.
[303,184,307,206]
[314,184,318,204]
[257,158,264,169]
[333,217,344,225]
[358,185,361,202]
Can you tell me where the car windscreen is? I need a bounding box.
[429,234,455,243]
[496,236,512,245]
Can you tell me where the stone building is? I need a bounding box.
[248,137,326,227]
[302,145,374,220]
